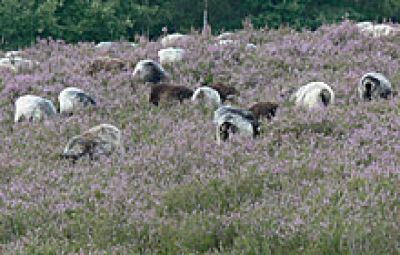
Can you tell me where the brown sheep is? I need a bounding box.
[248,102,279,120]
[87,56,126,75]
[207,83,239,102]
[149,84,194,106]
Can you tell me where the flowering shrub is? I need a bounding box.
[1,21,400,254]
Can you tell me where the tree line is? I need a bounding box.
[1,0,400,50]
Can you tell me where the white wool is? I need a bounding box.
[161,33,189,47]
[192,86,222,107]
[359,72,392,100]
[5,50,21,58]
[58,87,95,114]
[158,48,185,65]
[292,82,335,109]
[357,22,396,37]
[218,39,236,46]
[95,42,113,48]
[14,95,57,123]
[217,32,234,40]
[132,59,170,83]
[214,105,258,140]
[0,57,38,71]
[245,43,257,50]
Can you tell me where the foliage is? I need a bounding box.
[1,0,400,49]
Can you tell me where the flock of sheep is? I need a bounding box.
[7,23,396,162]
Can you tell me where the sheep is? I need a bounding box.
[14,95,57,123]
[158,47,185,65]
[60,123,122,162]
[132,59,170,84]
[214,105,260,144]
[356,22,396,37]
[359,72,393,101]
[291,82,335,109]
[0,58,16,72]
[58,87,96,115]
[5,50,22,58]
[191,86,222,107]
[248,102,279,120]
[149,84,193,106]
[0,57,38,71]
[206,83,239,102]
[87,56,126,75]
[245,43,257,50]
[161,33,189,47]
[217,32,234,40]
[95,41,113,49]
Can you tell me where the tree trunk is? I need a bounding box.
[203,0,208,30]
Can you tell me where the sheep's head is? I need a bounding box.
[320,89,332,106]
[361,77,392,100]
[61,134,98,161]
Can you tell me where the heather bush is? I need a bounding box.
[1,21,400,254]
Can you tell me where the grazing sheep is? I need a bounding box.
[214,105,260,144]
[291,82,335,109]
[191,86,222,107]
[359,72,393,100]
[245,43,257,50]
[0,57,38,71]
[132,59,170,84]
[217,32,234,40]
[158,48,185,65]
[207,83,239,102]
[95,42,113,49]
[218,39,236,46]
[60,124,122,161]
[0,58,16,72]
[357,22,396,37]
[248,102,279,120]
[149,84,193,106]
[5,50,22,58]
[161,33,189,47]
[87,56,126,75]
[14,95,57,123]
[58,87,96,115]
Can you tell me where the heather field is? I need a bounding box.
[1,21,400,254]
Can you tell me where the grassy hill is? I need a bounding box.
[1,21,400,254]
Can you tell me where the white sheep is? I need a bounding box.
[95,41,113,49]
[58,87,96,115]
[192,86,222,107]
[14,95,57,123]
[0,58,16,72]
[61,123,122,161]
[161,33,189,47]
[158,47,185,65]
[5,50,22,58]
[213,105,260,144]
[356,22,396,37]
[132,59,170,84]
[291,82,335,109]
[359,72,393,100]
[217,32,234,40]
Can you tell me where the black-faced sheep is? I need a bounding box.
[14,95,57,123]
[248,102,279,120]
[158,47,185,65]
[60,123,122,162]
[291,82,335,109]
[213,105,260,144]
[149,84,194,106]
[132,59,170,84]
[359,72,393,100]
[191,86,222,107]
[58,87,96,115]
